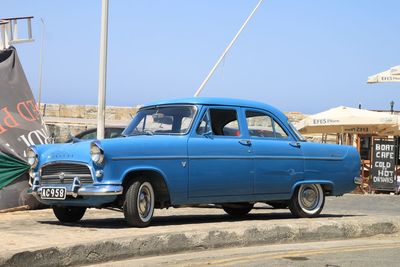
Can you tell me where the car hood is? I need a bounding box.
[35,141,93,167]
[35,135,188,168]
[100,135,188,159]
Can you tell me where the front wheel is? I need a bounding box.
[53,206,86,223]
[289,184,325,218]
[123,180,155,227]
[222,203,253,217]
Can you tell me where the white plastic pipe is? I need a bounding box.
[194,0,264,97]
[97,0,109,139]
[37,18,45,109]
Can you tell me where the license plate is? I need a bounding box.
[41,187,67,200]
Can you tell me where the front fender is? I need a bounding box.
[121,165,169,185]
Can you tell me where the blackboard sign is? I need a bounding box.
[371,139,396,190]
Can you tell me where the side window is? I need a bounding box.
[273,121,288,139]
[246,111,274,138]
[197,108,240,137]
[210,109,240,137]
[246,111,288,139]
[196,112,211,135]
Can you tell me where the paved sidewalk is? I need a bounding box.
[1,195,399,267]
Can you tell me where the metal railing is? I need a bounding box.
[0,16,34,51]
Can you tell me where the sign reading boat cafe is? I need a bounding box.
[371,139,396,190]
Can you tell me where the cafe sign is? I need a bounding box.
[371,139,396,190]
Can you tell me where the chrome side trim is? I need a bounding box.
[256,156,343,161]
[304,157,344,161]
[113,156,187,161]
[190,156,252,160]
[192,156,343,161]
[254,156,303,160]
[112,155,343,161]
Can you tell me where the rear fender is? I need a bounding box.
[290,180,334,197]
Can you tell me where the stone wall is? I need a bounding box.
[40,103,309,143]
[40,104,139,142]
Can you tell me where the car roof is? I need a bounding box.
[143,97,288,122]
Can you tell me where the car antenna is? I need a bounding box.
[194,0,264,97]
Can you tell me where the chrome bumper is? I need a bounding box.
[354,176,363,185]
[30,176,123,198]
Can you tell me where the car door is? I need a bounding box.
[244,109,304,194]
[188,106,254,198]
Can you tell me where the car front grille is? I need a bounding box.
[40,163,93,185]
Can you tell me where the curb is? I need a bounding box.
[1,217,399,267]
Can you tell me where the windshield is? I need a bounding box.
[288,121,306,142]
[123,105,197,136]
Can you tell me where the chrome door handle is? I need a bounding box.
[289,141,301,148]
[239,140,252,146]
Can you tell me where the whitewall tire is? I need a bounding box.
[289,184,325,218]
[123,180,155,227]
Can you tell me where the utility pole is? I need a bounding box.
[97,0,109,139]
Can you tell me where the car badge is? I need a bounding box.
[59,172,65,182]
[181,161,187,168]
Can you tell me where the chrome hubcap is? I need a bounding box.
[301,187,318,209]
[298,184,323,213]
[136,182,154,222]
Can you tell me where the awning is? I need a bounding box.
[297,106,398,135]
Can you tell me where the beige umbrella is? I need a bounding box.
[367,65,400,83]
[296,106,398,135]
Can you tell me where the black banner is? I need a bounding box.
[0,47,49,209]
[0,47,48,159]
[371,139,396,190]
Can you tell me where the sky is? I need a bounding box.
[2,0,400,114]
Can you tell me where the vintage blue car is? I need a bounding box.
[28,98,360,227]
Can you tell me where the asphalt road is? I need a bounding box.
[74,193,400,267]
[323,193,400,216]
[2,193,400,267]
[88,233,400,267]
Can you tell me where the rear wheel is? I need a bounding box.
[123,180,155,227]
[289,184,325,218]
[53,206,86,223]
[222,203,253,216]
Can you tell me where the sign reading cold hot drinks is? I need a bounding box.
[371,139,396,190]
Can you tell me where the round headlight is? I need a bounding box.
[90,142,104,165]
[26,147,38,168]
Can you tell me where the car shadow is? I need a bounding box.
[37,210,362,229]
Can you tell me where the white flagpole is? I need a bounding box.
[194,0,264,97]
